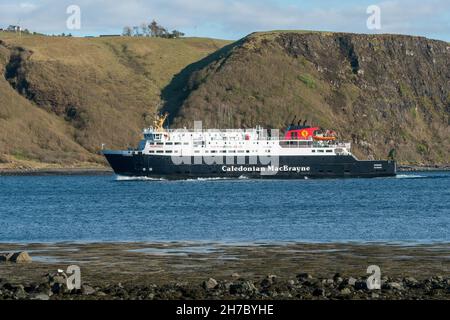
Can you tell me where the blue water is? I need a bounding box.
[0,172,449,244]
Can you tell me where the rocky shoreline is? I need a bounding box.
[1,272,449,300]
[0,242,449,300]
[0,167,113,176]
[397,165,450,172]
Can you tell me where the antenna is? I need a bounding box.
[291,115,297,126]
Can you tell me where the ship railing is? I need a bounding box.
[277,140,349,149]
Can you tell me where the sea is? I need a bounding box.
[0,172,449,244]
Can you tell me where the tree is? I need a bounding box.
[140,23,149,37]
[149,20,159,37]
[170,30,185,38]
[124,20,184,39]
[132,26,141,37]
[122,26,132,36]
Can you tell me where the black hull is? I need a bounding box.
[103,152,396,179]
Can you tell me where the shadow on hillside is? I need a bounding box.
[160,39,243,123]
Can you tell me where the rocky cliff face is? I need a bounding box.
[167,32,450,164]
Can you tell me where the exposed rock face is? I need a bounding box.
[167,32,450,164]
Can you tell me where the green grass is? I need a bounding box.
[298,74,317,89]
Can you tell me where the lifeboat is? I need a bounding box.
[313,135,337,141]
[313,130,337,141]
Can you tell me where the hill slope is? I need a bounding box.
[0,31,449,168]
[0,32,230,169]
[166,32,450,165]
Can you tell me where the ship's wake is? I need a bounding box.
[115,175,167,181]
[395,174,425,179]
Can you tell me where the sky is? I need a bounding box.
[0,0,449,41]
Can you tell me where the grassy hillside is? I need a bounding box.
[0,31,448,168]
[166,32,450,165]
[0,32,230,169]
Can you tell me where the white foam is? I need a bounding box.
[185,177,232,181]
[395,174,425,179]
[115,175,166,181]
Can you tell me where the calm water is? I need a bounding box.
[0,172,449,244]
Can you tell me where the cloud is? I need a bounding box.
[0,0,448,41]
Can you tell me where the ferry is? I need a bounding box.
[103,113,396,179]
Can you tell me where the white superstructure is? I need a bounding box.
[132,126,353,157]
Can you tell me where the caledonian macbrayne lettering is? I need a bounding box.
[222,165,311,173]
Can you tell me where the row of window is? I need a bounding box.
[149,141,274,146]
[312,150,334,153]
[147,149,333,154]
[148,150,272,154]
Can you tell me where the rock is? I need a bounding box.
[354,280,368,290]
[51,283,67,295]
[81,284,96,295]
[348,277,357,286]
[333,274,343,283]
[231,273,240,279]
[50,274,67,285]
[12,284,26,299]
[8,252,32,263]
[31,293,50,300]
[0,253,15,262]
[261,275,277,288]
[287,279,296,286]
[333,273,342,280]
[203,278,218,290]
[340,288,351,295]
[384,282,404,290]
[404,277,419,287]
[297,273,313,281]
[230,281,257,295]
[312,288,324,297]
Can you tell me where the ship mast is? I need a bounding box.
[153,112,169,132]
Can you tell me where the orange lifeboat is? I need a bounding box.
[313,130,337,141]
[313,135,337,141]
